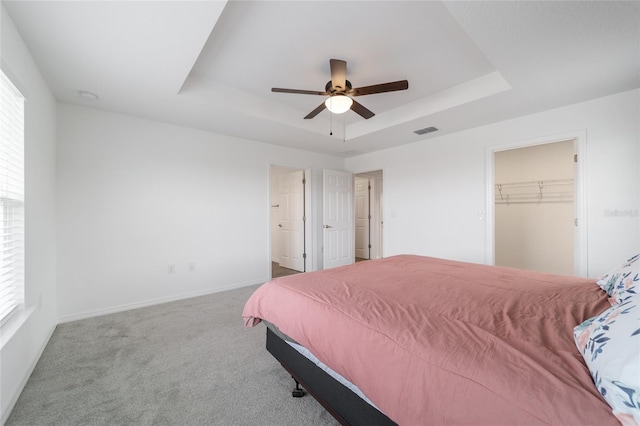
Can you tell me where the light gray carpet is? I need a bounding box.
[6,284,340,426]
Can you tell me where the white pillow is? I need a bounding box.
[596,254,639,303]
[574,297,640,425]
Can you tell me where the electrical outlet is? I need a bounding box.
[188,262,196,272]
[168,264,176,274]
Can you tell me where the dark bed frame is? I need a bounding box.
[265,327,397,426]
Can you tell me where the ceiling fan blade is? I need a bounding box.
[272,88,328,95]
[350,80,409,96]
[330,59,347,91]
[350,99,375,119]
[304,102,327,119]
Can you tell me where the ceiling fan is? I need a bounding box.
[272,59,408,120]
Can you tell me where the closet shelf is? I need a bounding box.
[495,178,574,204]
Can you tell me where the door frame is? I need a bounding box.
[269,164,313,278]
[354,176,371,260]
[354,171,383,259]
[484,130,587,276]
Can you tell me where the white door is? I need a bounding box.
[355,176,370,259]
[279,170,305,272]
[323,169,354,269]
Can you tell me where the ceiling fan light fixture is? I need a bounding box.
[325,95,353,114]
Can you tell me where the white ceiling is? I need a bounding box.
[3,1,639,157]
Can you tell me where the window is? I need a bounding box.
[0,70,25,325]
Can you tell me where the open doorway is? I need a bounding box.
[354,170,383,261]
[489,135,586,276]
[270,165,307,278]
[494,140,574,275]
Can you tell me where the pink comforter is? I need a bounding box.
[242,255,617,425]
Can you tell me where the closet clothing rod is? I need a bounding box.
[495,178,573,203]
[495,178,573,189]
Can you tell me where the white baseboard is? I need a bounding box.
[57,279,266,324]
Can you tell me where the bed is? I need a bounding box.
[243,254,639,425]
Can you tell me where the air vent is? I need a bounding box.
[414,126,438,135]
[340,150,363,157]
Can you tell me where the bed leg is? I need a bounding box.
[292,378,306,398]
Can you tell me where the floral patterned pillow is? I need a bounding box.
[596,254,639,303]
[573,298,640,425]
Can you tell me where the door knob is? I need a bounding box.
[323,225,332,229]
[278,224,282,227]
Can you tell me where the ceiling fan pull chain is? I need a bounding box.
[329,106,333,135]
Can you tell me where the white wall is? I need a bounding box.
[346,89,640,277]
[56,104,343,321]
[0,5,58,422]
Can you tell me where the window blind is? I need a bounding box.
[0,70,25,325]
